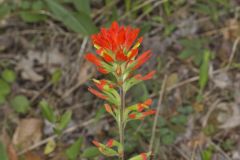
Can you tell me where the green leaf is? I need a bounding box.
[0,3,11,19]
[201,148,213,160]
[20,0,31,10]
[65,136,84,160]
[161,132,175,145]
[157,117,166,127]
[45,0,97,35]
[1,69,16,83]
[0,95,6,105]
[177,106,193,115]
[72,0,91,15]
[39,100,56,123]
[10,95,30,114]
[129,152,151,160]
[171,115,188,125]
[51,69,62,85]
[0,79,11,96]
[199,50,211,93]
[81,147,100,158]
[130,82,148,102]
[19,11,47,23]
[32,0,45,11]
[44,139,56,155]
[0,141,8,160]
[58,110,72,131]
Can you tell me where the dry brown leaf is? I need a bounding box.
[17,48,66,82]
[23,152,43,160]
[166,73,179,89]
[218,103,240,129]
[212,71,231,89]
[7,143,18,160]
[13,118,43,149]
[0,130,18,160]
[192,102,204,112]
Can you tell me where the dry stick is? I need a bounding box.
[227,36,240,69]
[149,75,168,155]
[209,139,233,160]
[17,117,101,155]
[135,0,168,23]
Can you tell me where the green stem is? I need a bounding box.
[119,87,125,160]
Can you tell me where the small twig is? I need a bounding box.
[149,75,168,155]
[17,117,101,155]
[227,36,240,69]
[209,139,233,160]
[135,0,168,23]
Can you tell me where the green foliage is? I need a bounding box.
[0,141,8,160]
[51,68,62,85]
[81,147,100,158]
[65,136,84,160]
[72,0,91,15]
[157,105,193,145]
[19,0,47,23]
[19,11,47,23]
[0,79,10,96]
[199,50,212,94]
[201,146,214,160]
[202,124,217,136]
[45,0,97,35]
[10,95,30,114]
[129,152,151,160]
[58,110,72,131]
[130,82,149,103]
[39,100,72,135]
[222,139,235,151]
[179,38,209,66]
[192,0,230,21]
[1,69,16,83]
[0,3,11,19]
[0,95,6,105]
[39,99,56,123]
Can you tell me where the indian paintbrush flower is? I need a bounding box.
[85,21,155,160]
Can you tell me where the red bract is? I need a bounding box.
[88,87,107,100]
[135,70,156,81]
[141,153,148,160]
[134,50,152,69]
[85,53,102,67]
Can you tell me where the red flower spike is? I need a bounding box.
[106,139,114,147]
[85,53,102,67]
[104,104,113,114]
[88,87,107,100]
[91,21,142,63]
[128,48,139,59]
[92,140,101,147]
[140,153,148,160]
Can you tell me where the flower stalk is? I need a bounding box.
[85,22,156,160]
[119,86,125,160]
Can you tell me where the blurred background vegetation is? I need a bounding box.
[0,0,240,160]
